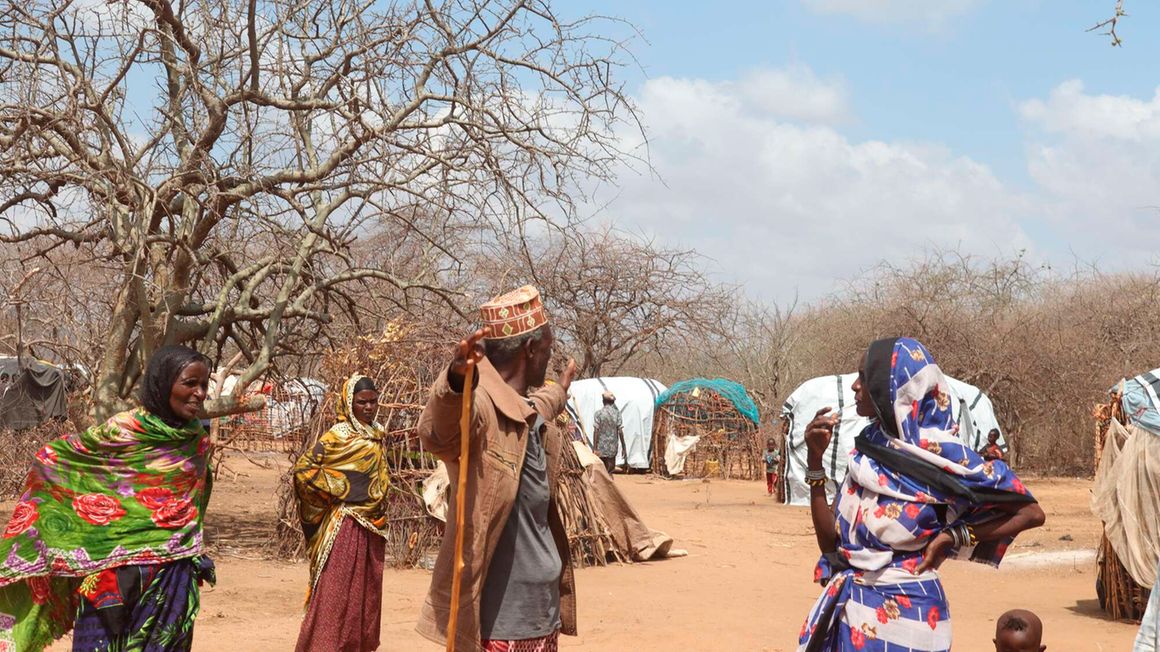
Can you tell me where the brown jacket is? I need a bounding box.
[415,358,576,651]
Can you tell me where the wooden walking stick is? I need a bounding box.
[446,358,475,652]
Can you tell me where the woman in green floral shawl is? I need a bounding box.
[293,374,390,652]
[0,345,216,652]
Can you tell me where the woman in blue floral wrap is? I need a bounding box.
[796,337,1045,651]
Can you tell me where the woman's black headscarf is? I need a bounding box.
[140,345,212,426]
[863,337,899,436]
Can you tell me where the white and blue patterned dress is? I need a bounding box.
[798,338,1035,652]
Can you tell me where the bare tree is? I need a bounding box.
[0,0,639,420]
[471,226,732,378]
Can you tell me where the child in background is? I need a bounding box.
[763,438,780,496]
[994,609,1046,652]
[979,428,1005,462]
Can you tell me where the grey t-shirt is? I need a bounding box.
[479,412,563,640]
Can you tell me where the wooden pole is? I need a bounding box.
[446,360,475,651]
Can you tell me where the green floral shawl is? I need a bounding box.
[0,410,212,652]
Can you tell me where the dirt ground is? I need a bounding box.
[2,455,1139,651]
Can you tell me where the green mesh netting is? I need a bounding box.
[655,378,760,425]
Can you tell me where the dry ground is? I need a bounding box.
[1,455,1138,651]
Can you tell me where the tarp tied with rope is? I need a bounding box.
[654,379,760,425]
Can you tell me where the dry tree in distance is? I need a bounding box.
[472,225,736,380]
[0,0,642,421]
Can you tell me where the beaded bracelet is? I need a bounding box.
[805,468,827,488]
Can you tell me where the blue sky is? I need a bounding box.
[554,1,1160,302]
[568,1,1155,175]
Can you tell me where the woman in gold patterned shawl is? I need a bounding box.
[293,374,390,652]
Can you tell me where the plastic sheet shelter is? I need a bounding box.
[567,377,667,470]
[1117,367,1160,435]
[780,372,1006,505]
[0,357,68,430]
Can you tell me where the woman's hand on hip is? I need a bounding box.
[915,531,955,574]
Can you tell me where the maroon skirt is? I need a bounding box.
[295,517,386,652]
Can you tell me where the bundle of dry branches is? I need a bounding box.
[551,413,621,568]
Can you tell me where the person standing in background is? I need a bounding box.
[763,438,780,496]
[592,391,624,475]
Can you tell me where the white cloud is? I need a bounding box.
[733,66,851,125]
[1019,80,1160,141]
[592,72,1160,303]
[596,69,1034,302]
[1017,81,1160,264]
[626,66,849,131]
[801,0,985,29]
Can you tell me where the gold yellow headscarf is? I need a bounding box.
[292,374,391,601]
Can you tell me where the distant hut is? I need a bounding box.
[0,357,68,430]
[651,378,762,480]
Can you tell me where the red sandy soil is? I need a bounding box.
[0,456,1136,651]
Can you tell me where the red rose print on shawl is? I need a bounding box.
[72,493,126,526]
[137,487,176,510]
[35,446,58,466]
[3,501,39,538]
[151,497,198,529]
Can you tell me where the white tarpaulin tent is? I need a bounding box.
[780,372,1006,505]
[567,377,666,470]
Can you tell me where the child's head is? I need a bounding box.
[994,609,1045,652]
[988,428,1001,444]
[766,438,775,450]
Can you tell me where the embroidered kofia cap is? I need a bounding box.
[480,285,549,339]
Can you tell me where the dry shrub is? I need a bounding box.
[636,251,1160,475]
[0,420,72,500]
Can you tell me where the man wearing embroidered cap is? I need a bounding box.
[417,285,578,652]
